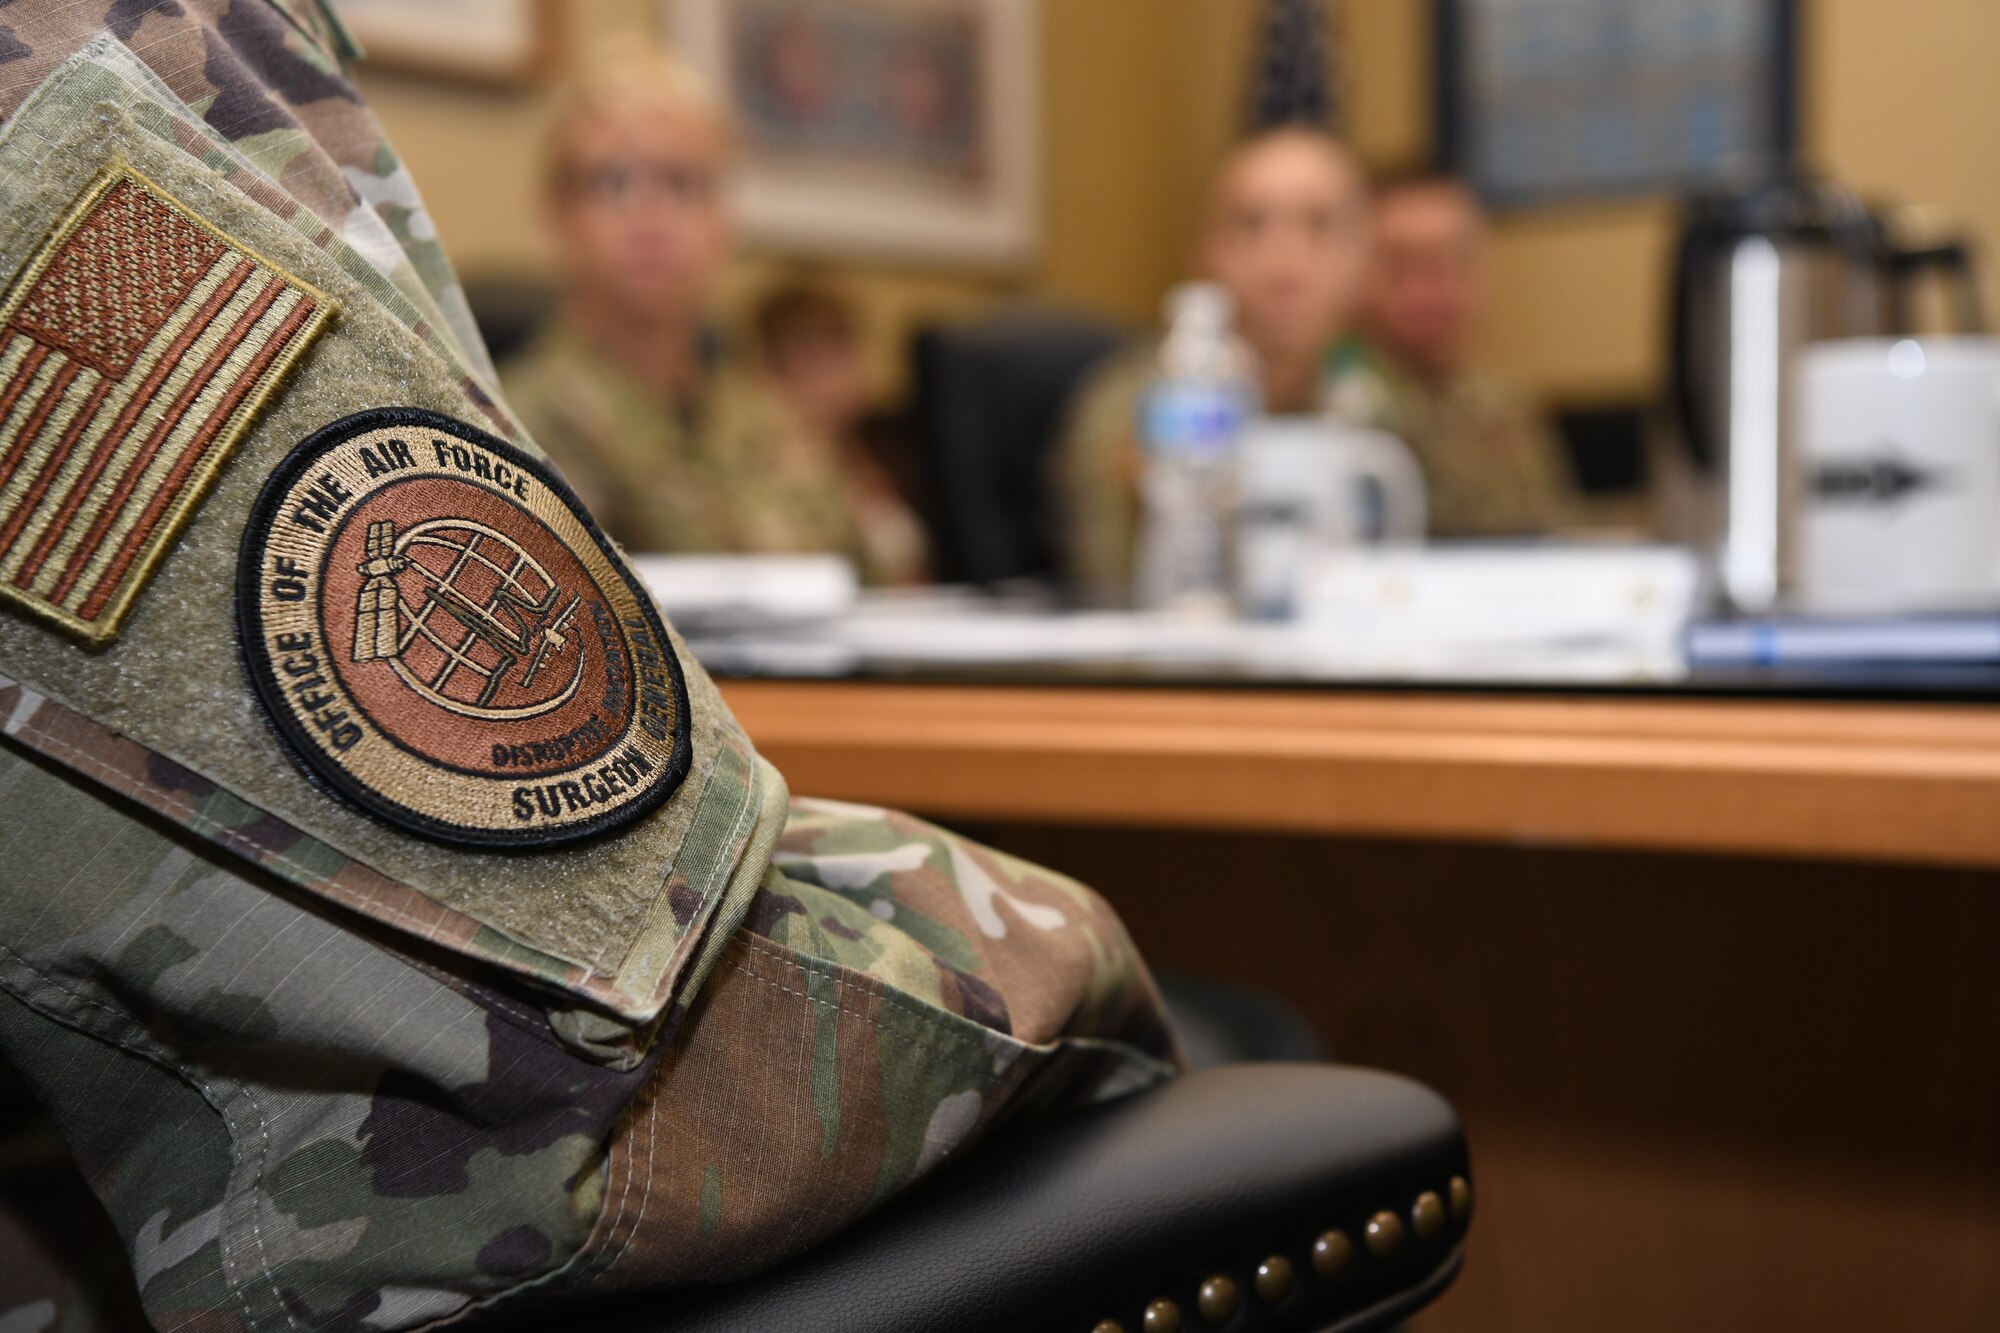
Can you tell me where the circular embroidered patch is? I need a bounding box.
[238,407,691,848]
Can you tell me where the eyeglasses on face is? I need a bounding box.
[568,160,718,207]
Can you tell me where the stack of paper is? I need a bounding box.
[1293,544,1702,678]
[644,545,1706,683]
[630,554,857,626]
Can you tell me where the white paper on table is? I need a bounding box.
[829,609,1236,663]
[669,545,1704,683]
[630,554,858,622]
[1296,544,1702,649]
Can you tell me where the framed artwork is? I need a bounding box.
[328,0,561,88]
[667,0,1040,269]
[1435,0,1798,208]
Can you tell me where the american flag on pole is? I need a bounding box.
[1247,0,1340,133]
[0,166,333,643]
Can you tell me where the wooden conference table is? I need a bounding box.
[719,672,2000,1333]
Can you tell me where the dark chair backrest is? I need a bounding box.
[462,275,558,369]
[911,310,1131,586]
[1554,399,1652,496]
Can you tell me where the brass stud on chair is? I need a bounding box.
[1364,1209,1404,1258]
[1255,1253,1294,1302]
[1142,1298,1183,1333]
[1311,1228,1353,1277]
[1411,1190,1446,1241]
[1197,1274,1240,1324]
[1449,1174,1473,1223]
[1090,1322,1126,1333]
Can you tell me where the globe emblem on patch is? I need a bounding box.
[239,408,692,848]
[352,515,587,721]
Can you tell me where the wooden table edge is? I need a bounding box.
[720,679,2000,869]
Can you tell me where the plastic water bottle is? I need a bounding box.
[1135,283,1258,616]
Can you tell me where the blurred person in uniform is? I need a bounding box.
[501,53,881,572]
[750,280,930,584]
[0,8,1176,1331]
[1360,171,1584,536]
[1054,125,1384,597]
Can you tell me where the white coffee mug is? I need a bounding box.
[1237,415,1427,619]
[1795,337,2000,612]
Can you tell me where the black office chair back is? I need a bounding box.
[462,275,557,368]
[911,310,1131,586]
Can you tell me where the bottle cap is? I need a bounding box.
[1165,281,1232,332]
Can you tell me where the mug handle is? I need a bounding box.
[1347,430,1430,541]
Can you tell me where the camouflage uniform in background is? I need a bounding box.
[1053,348,1151,602]
[0,7,1176,1332]
[501,322,921,584]
[1357,348,1587,539]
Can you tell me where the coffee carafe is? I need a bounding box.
[1668,172,1983,610]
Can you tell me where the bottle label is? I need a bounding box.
[1141,383,1246,460]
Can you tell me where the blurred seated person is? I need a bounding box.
[1359,171,1583,536]
[750,281,930,583]
[500,54,879,571]
[1055,126,1382,598]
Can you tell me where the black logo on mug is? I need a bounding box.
[1809,446,1949,507]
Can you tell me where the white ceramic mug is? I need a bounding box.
[1236,415,1427,619]
[1794,336,2000,612]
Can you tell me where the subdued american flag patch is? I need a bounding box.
[0,163,334,643]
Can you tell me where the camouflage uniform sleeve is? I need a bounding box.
[585,798,1176,1288]
[1359,351,1581,539]
[1053,350,1149,602]
[1441,375,1581,537]
[702,370,867,561]
[0,8,1177,1332]
[1510,391,1584,532]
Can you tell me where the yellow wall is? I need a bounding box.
[1808,0,2000,334]
[360,0,2000,404]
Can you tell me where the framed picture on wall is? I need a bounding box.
[328,0,561,88]
[666,0,1040,269]
[1435,0,1798,207]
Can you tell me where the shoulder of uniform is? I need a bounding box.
[706,361,808,437]
[260,0,365,66]
[500,325,621,427]
[498,320,581,385]
[1323,339,1405,428]
[1066,346,1152,429]
[1451,367,1544,419]
[1094,344,1156,393]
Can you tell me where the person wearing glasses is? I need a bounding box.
[501,55,880,571]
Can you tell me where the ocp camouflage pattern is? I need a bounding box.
[0,5,1178,1330]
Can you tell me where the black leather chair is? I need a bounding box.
[910,309,1132,586]
[561,1063,1472,1333]
[463,275,557,367]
